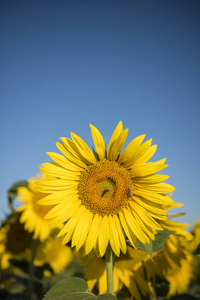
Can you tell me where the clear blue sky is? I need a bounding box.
[1,0,200,229]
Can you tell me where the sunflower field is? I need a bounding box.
[0,122,200,300]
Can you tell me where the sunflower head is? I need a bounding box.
[17,174,56,241]
[0,213,33,269]
[37,121,175,256]
[80,246,151,298]
[5,216,33,254]
[35,228,73,275]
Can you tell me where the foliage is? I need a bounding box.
[126,227,175,258]
[43,277,117,300]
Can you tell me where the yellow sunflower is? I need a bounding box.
[79,246,151,299]
[189,219,200,253]
[37,121,175,256]
[0,224,12,270]
[35,229,73,275]
[144,206,197,297]
[145,234,197,297]
[166,253,196,296]
[17,174,56,241]
[0,213,33,269]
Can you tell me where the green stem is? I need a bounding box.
[105,244,114,295]
[27,238,39,298]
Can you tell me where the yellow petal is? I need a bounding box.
[60,137,92,166]
[153,158,167,164]
[47,151,84,170]
[113,214,127,254]
[130,201,163,231]
[71,132,97,164]
[85,214,102,254]
[134,144,157,165]
[133,189,174,205]
[98,269,107,295]
[134,174,169,184]
[37,180,78,192]
[130,163,168,177]
[50,200,81,226]
[134,182,175,193]
[108,128,129,161]
[38,189,78,205]
[161,219,189,229]
[167,202,184,210]
[122,138,153,168]
[41,162,81,173]
[17,188,33,201]
[107,121,123,157]
[56,142,87,168]
[98,215,109,256]
[108,215,121,256]
[132,195,167,216]
[118,211,137,249]
[118,134,146,164]
[125,207,149,244]
[90,124,106,160]
[119,275,141,299]
[44,195,78,219]
[148,210,167,220]
[87,279,97,292]
[130,209,156,240]
[39,166,80,180]
[72,209,93,251]
[113,271,123,295]
[61,206,86,244]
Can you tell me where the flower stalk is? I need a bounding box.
[105,243,114,295]
[27,238,39,298]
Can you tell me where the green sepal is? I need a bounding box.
[126,227,175,258]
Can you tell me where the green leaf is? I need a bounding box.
[151,228,175,253]
[52,293,96,300]
[143,239,153,258]
[126,227,174,258]
[43,277,95,300]
[97,294,117,299]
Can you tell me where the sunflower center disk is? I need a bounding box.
[78,160,133,216]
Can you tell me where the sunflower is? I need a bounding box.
[189,219,200,253]
[166,252,196,296]
[144,206,197,297]
[0,224,12,270]
[145,234,197,297]
[37,121,175,256]
[35,229,73,275]
[17,174,56,241]
[0,213,33,269]
[79,247,151,299]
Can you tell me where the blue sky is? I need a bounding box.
[1,0,200,229]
